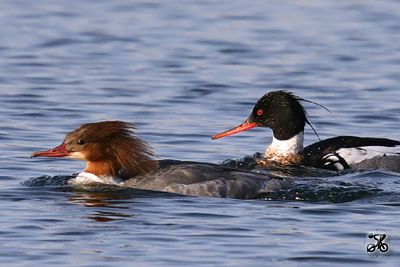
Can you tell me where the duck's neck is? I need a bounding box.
[265,131,304,163]
[84,161,118,178]
[83,159,158,180]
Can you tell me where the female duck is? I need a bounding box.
[32,121,290,198]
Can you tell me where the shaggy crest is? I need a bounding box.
[66,121,158,179]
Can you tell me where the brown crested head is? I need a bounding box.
[32,121,157,179]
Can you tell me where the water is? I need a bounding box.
[1,0,400,266]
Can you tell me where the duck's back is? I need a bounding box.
[302,136,400,171]
[122,160,292,199]
[352,155,400,172]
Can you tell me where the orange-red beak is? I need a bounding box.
[31,143,69,158]
[212,119,257,140]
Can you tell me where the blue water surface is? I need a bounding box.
[1,1,400,266]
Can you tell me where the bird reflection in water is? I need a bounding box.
[68,189,135,222]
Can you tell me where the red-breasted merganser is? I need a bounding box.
[31,121,291,198]
[212,90,400,172]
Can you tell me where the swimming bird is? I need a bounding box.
[212,90,400,172]
[31,121,291,198]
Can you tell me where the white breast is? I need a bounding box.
[265,132,304,158]
[69,172,122,186]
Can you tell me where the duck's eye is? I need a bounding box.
[257,109,264,116]
[77,139,85,145]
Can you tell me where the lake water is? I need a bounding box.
[1,1,400,266]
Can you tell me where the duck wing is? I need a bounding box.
[122,160,292,199]
[302,136,400,171]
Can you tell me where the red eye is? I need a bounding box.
[257,109,263,116]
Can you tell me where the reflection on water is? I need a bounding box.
[70,191,134,222]
[88,211,132,223]
[69,191,133,208]
[68,188,183,222]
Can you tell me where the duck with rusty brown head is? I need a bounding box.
[32,121,291,198]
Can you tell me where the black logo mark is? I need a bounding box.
[366,232,389,254]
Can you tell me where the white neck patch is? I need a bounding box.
[69,172,122,186]
[265,132,304,158]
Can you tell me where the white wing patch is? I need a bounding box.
[323,146,400,170]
